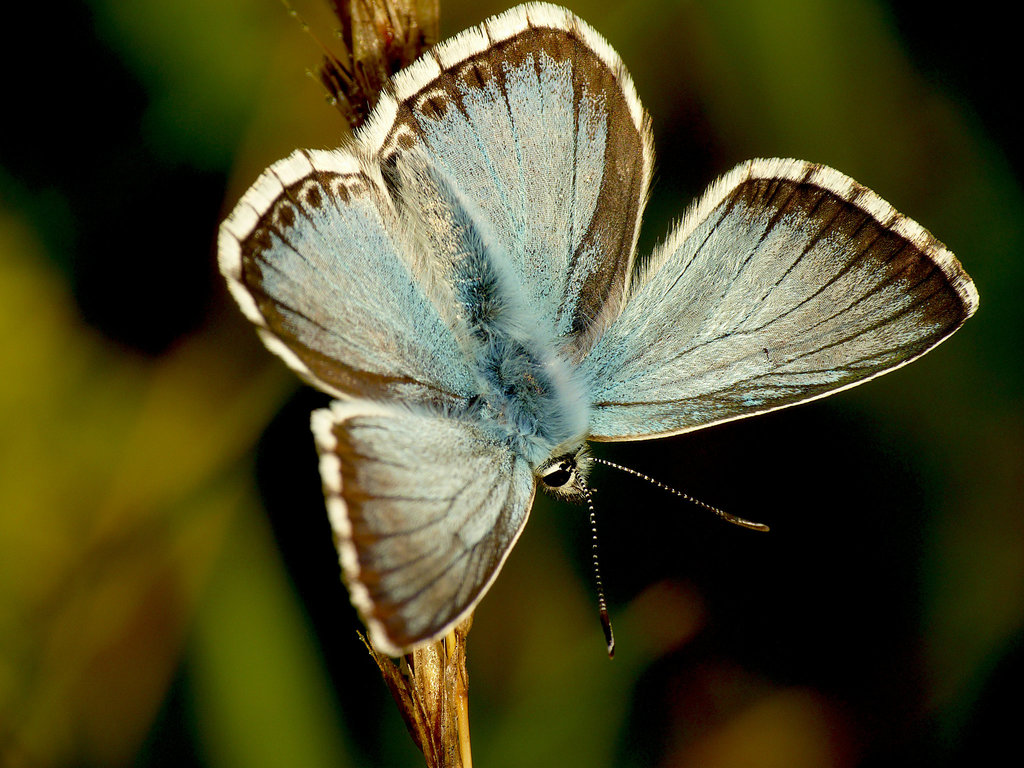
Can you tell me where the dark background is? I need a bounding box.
[1,1,1019,766]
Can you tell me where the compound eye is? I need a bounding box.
[541,462,572,488]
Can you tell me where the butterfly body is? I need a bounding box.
[220,3,977,655]
[438,179,590,470]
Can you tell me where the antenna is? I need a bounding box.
[583,483,615,658]
[591,457,770,533]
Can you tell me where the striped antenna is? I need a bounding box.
[591,457,770,533]
[582,482,615,658]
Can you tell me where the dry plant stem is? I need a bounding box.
[314,3,467,766]
[320,0,440,126]
[364,615,474,768]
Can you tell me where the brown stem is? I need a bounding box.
[363,615,473,768]
[309,3,463,764]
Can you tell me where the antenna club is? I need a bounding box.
[600,608,615,658]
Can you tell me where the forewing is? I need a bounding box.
[219,148,477,406]
[312,401,536,655]
[581,159,979,440]
[357,3,653,357]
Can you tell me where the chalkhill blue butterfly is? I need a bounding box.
[219,3,978,656]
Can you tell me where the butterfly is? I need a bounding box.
[218,3,978,656]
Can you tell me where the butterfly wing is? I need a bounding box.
[356,3,653,357]
[312,401,535,655]
[219,148,477,406]
[581,159,979,440]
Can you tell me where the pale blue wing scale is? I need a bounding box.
[359,4,653,357]
[581,159,979,441]
[218,149,477,405]
[312,400,536,655]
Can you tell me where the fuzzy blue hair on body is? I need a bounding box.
[424,162,591,468]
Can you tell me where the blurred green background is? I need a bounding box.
[1,1,1020,766]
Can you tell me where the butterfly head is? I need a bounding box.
[537,443,591,500]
